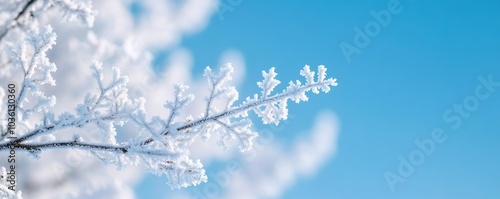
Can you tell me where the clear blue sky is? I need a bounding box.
[137,0,500,198]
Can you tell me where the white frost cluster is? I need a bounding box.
[0,167,23,199]
[49,0,97,27]
[249,65,337,125]
[0,0,339,197]
[7,25,57,121]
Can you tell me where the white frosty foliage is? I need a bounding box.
[0,0,96,46]
[0,167,23,199]
[0,0,338,197]
[49,0,97,27]
[0,34,337,190]
[7,25,57,120]
[257,67,280,98]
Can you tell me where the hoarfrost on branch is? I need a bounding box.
[0,0,338,198]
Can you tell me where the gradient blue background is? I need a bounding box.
[137,0,500,198]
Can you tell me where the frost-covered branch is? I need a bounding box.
[134,64,337,151]
[0,0,96,43]
[1,44,337,189]
[0,0,37,42]
[0,1,338,196]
